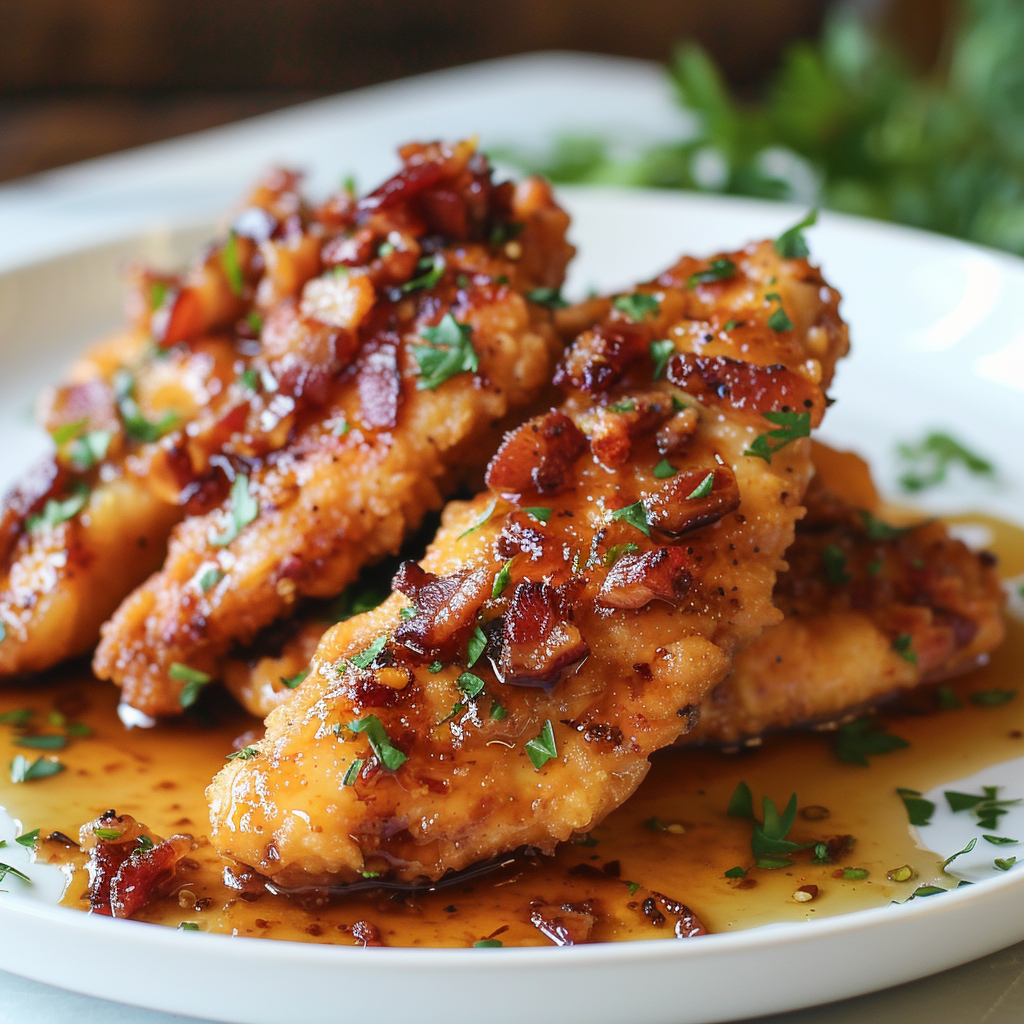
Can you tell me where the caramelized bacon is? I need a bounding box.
[529,901,597,946]
[553,322,650,393]
[485,410,587,495]
[644,465,741,535]
[597,548,693,609]
[667,353,824,425]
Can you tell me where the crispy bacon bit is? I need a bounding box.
[351,919,385,947]
[644,465,741,535]
[553,322,651,393]
[485,410,587,495]
[0,457,65,562]
[667,353,824,426]
[656,406,700,456]
[597,548,693,609]
[79,811,193,920]
[529,901,596,946]
[641,890,709,938]
[578,393,676,469]
[393,562,492,660]
[492,581,589,687]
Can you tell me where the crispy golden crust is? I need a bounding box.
[207,239,849,887]
[687,452,1007,745]
[94,148,573,717]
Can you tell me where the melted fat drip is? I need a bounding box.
[0,513,1019,948]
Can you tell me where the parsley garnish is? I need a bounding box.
[610,501,650,537]
[688,257,737,288]
[14,735,66,751]
[458,497,498,539]
[653,459,677,480]
[892,634,918,665]
[727,781,754,819]
[113,370,181,443]
[170,663,212,708]
[897,432,994,492]
[613,292,660,322]
[811,842,831,864]
[821,544,851,585]
[0,709,33,726]
[983,835,1018,845]
[526,287,568,308]
[66,429,112,472]
[198,568,224,593]
[428,661,444,674]
[178,922,201,931]
[347,715,407,771]
[467,626,487,668]
[525,720,558,770]
[226,746,260,761]
[402,253,446,293]
[246,311,263,335]
[222,232,244,296]
[0,862,31,885]
[607,398,636,413]
[835,717,909,766]
[743,410,810,463]
[209,473,258,547]
[237,367,260,393]
[10,754,64,783]
[945,786,1021,831]
[686,471,714,498]
[604,542,640,567]
[765,292,794,332]
[280,668,309,690]
[0,623,5,644]
[523,507,551,523]
[842,867,869,880]
[751,793,812,868]
[457,672,486,699]
[490,701,508,721]
[349,635,388,670]
[897,788,935,827]
[329,584,387,623]
[492,558,514,598]
[26,484,89,532]
[149,281,169,310]
[341,759,363,786]
[995,857,1017,871]
[942,837,978,870]
[649,339,675,381]
[775,210,818,259]
[858,510,913,541]
[970,689,1016,707]
[413,314,478,390]
[473,939,503,948]
[724,866,747,879]
[15,830,39,848]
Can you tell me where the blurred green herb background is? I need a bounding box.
[510,0,1024,256]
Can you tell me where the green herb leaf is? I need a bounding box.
[942,837,978,869]
[523,507,552,523]
[328,584,388,623]
[0,709,33,727]
[492,558,515,599]
[897,432,995,492]
[765,292,794,332]
[402,253,446,293]
[457,672,486,700]
[14,735,66,751]
[727,781,754,819]
[209,473,258,547]
[627,881,641,896]
[613,292,660,322]
[198,568,224,593]
[858,510,913,541]
[458,498,497,539]
[10,754,65,783]
[604,542,640,567]
[473,939,503,948]
[654,459,678,480]
[26,484,90,532]
[610,501,650,537]
[226,745,260,761]
[113,370,181,444]
[171,663,212,708]
[821,544,851,585]
[995,858,1017,871]
[743,410,810,463]
[686,471,714,498]
[724,866,747,879]
[14,829,39,849]
[0,862,31,884]
[936,685,963,710]
[93,826,122,840]
[178,922,201,931]
[347,714,407,771]
[428,661,444,674]
[897,787,935,827]
[246,311,263,335]
[649,338,675,381]
[489,701,508,721]
[413,314,478,391]
[526,287,568,308]
[756,857,795,870]
[843,867,869,880]
[237,367,260,393]
[945,790,985,813]
[835,717,909,766]
[525,719,557,770]
[775,210,818,259]
[222,231,244,296]
[751,793,811,860]
[606,398,636,414]
[811,841,831,864]
[280,668,309,690]
[467,626,487,668]
[970,689,1017,707]
[911,886,947,897]
[349,635,388,670]
[892,633,918,665]
[688,257,737,288]
[341,758,364,786]
[66,429,112,472]
[982,835,1018,845]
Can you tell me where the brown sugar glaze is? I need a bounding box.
[0,512,1020,948]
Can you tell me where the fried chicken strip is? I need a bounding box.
[207,236,849,887]
[94,141,574,718]
[686,444,1006,745]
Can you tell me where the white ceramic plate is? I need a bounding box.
[0,188,1022,1024]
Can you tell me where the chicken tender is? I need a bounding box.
[94,140,574,718]
[208,234,849,887]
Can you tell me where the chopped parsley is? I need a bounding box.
[523,507,551,523]
[489,701,508,721]
[209,473,259,547]
[945,786,1021,831]
[149,280,169,311]
[458,497,498,539]
[858,510,913,541]
[473,939,503,948]
[221,231,244,296]
[751,793,812,868]
[10,754,64,783]
[280,668,309,690]
[995,857,1017,871]
[26,483,89,532]
[613,292,660,322]
[765,292,794,332]
[329,584,387,623]
[170,663,212,708]
[724,866,747,879]
[686,471,714,499]
[226,745,260,761]
[897,788,935,827]
[178,922,201,931]
[15,830,39,848]
[892,633,918,665]
[347,715,407,771]
[413,314,478,390]
[402,253,446,293]
[970,689,1016,707]
[198,568,224,593]
[14,735,66,751]
[341,758,364,786]
[821,544,851,585]
[610,501,650,537]
[113,370,181,443]
[743,410,810,463]
[774,210,818,259]
[811,842,831,864]
[653,458,678,480]
[399,606,417,621]
[649,338,675,381]
[897,431,994,492]
[0,709,33,727]
[457,672,486,699]
[525,287,568,308]
[982,835,1018,845]
[237,367,260,393]
[525,720,558,770]
[688,257,737,288]
[65,429,112,472]
[0,862,31,885]
[492,558,514,598]
[942,837,978,870]
[349,635,388,670]
[607,398,636,413]
[604,542,640,568]
[246,311,263,335]
[727,781,754,819]
[467,626,487,668]
[834,717,909,766]
[937,685,963,710]
[842,867,870,880]
[428,661,444,674]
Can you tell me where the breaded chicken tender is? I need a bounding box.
[94,140,574,718]
[208,234,849,887]
[687,445,1006,745]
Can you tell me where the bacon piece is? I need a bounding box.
[493,581,589,687]
[554,322,650,393]
[352,920,385,947]
[578,393,676,469]
[0,458,65,564]
[597,548,693,609]
[643,466,741,535]
[529,901,596,946]
[393,562,492,660]
[485,410,587,495]
[667,353,824,426]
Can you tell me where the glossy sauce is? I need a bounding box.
[0,513,1020,948]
